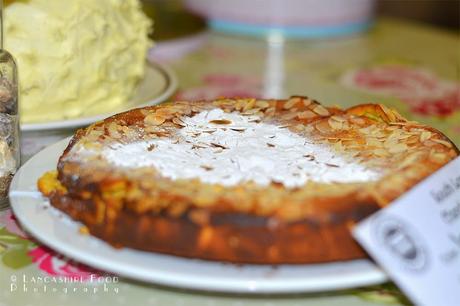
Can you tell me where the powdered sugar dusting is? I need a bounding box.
[76,109,382,188]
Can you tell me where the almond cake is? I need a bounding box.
[38,97,459,264]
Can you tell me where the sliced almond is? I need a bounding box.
[373,148,389,157]
[172,117,186,127]
[243,99,256,111]
[350,117,366,125]
[399,153,421,168]
[388,143,408,154]
[282,112,299,120]
[209,119,232,125]
[284,97,301,109]
[144,114,166,126]
[312,105,330,116]
[303,98,313,107]
[292,124,306,132]
[108,122,122,139]
[297,110,316,120]
[367,139,383,147]
[140,109,151,116]
[419,131,432,142]
[315,121,331,134]
[255,100,270,109]
[380,105,397,122]
[429,151,447,163]
[431,139,453,148]
[328,118,343,130]
[265,107,276,117]
[331,115,346,122]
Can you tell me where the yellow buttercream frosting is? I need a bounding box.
[5,0,152,123]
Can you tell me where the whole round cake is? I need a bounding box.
[5,0,152,123]
[38,97,458,264]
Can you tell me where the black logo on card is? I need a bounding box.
[373,215,428,272]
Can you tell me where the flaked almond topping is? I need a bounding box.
[423,140,437,147]
[267,143,275,148]
[388,143,408,154]
[202,129,217,134]
[200,165,214,171]
[303,98,313,106]
[140,109,151,116]
[298,110,316,119]
[315,121,331,134]
[419,131,432,142]
[399,152,422,169]
[429,150,447,163]
[107,122,122,139]
[264,107,276,116]
[255,100,270,109]
[242,99,256,111]
[282,112,299,120]
[209,119,232,125]
[380,105,397,122]
[284,97,300,109]
[210,142,229,149]
[350,117,366,125]
[431,139,453,148]
[367,139,383,147]
[191,106,202,113]
[373,148,389,157]
[192,143,208,149]
[242,108,261,115]
[303,154,315,161]
[383,138,398,149]
[292,124,306,132]
[156,108,175,118]
[331,115,346,122]
[328,118,343,130]
[144,114,166,126]
[172,117,186,127]
[312,105,330,116]
[230,127,246,132]
[147,144,156,151]
[326,163,340,168]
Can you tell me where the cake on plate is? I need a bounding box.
[38,97,458,264]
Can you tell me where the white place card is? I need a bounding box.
[353,156,460,306]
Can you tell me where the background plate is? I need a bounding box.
[9,138,388,294]
[21,61,177,132]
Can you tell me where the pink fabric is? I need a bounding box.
[1,210,102,280]
[342,65,460,117]
[176,73,262,101]
[0,210,28,239]
[28,246,101,281]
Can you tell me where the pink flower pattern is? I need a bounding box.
[1,210,101,280]
[176,73,262,101]
[341,65,460,117]
[28,246,101,281]
[0,210,28,239]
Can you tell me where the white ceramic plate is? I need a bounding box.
[10,138,388,294]
[21,61,177,132]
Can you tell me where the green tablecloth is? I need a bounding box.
[2,18,458,306]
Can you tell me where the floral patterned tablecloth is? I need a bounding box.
[1,19,458,306]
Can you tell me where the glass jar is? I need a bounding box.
[0,48,19,209]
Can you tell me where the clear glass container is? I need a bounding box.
[0,48,19,209]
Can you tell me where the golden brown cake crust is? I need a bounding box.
[38,97,459,264]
